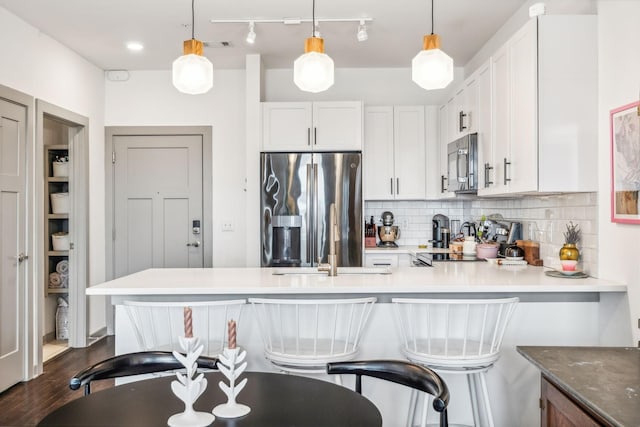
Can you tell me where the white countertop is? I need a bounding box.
[86,264,626,296]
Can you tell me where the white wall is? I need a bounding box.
[597,0,640,345]
[104,69,248,267]
[0,8,106,340]
[264,67,464,105]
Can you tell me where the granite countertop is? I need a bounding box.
[517,346,640,427]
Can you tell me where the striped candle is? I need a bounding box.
[228,319,236,349]
[184,306,193,338]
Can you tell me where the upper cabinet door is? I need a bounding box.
[363,106,395,200]
[475,62,493,191]
[312,102,363,151]
[262,102,313,151]
[508,18,538,193]
[393,106,426,200]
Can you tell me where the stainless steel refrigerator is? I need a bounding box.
[260,152,362,267]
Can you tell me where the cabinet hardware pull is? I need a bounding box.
[459,111,467,132]
[396,178,400,195]
[390,178,394,195]
[314,127,317,145]
[307,128,311,146]
[186,241,201,247]
[504,158,511,185]
[484,163,494,187]
[17,253,29,263]
[441,175,448,193]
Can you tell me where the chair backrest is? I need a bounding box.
[327,360,449,427]
[123,299,246,356]
[69,351,218,395]
[392,297,519,369]
[249,297,376,369]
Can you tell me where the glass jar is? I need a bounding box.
[462,236,477,255]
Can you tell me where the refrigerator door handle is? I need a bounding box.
[306,163,312,264]
[313,163,319,264]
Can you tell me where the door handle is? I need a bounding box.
[17,253,29,263]
[186,241,200,247]
[459,111,467,132]
[484,163,494,187]
[503,158,511,185]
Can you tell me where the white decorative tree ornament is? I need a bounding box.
[167,336,215,427]
[212,319,250,418]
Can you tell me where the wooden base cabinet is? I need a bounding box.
[541,376,606,427]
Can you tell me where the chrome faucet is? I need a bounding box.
[318,203,339,276]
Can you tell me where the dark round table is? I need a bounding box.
[37,371,382,427]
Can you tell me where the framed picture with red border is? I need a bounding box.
[610,101,640,223]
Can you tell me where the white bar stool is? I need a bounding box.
[123,299,246,356]
[393,297,519,427]
[249,297,376,382]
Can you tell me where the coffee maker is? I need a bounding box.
[432,214,450,248]
[377,211,400,247]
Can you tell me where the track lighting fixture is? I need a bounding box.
[357,20,368,42]
[246,21,256,44]
[412,0,453,90]
[172,0,213,94]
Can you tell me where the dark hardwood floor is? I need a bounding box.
[0,336,115,427]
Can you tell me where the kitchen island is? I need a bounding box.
[88,264,629,427]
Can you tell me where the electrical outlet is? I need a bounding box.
[222,222,233,232]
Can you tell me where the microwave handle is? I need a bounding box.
[457,149,469,183]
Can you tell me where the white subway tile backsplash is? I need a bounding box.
[365,192,598,274]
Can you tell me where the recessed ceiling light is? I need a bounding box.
[126,42,144,51]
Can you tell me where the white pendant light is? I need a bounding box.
[294,0,334,93]
[172,0,213,94]
[412,0,453,90]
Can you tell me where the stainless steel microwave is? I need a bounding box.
[447,133,478,194]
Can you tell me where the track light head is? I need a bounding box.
[357,20,368,42]
[246,21,256,44]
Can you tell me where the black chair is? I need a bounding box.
[327,360,449,427]
[69,351,218,395]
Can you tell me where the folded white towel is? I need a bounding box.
[49,272,62,287]
[56,260,69,274]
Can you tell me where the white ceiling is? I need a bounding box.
[0,0,581,71]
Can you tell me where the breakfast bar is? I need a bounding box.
[87,264,628,427]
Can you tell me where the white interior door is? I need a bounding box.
[113,135,204,277]
[0,97,27,392]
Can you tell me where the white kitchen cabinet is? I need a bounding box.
[479,15,597,196]
[262,101,362,152]
[475,62,493,191]
[435,103,455,198]
[364,253,411,267]
[363,105,426,200]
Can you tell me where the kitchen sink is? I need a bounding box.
[272,266,391,275]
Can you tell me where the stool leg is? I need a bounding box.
[406,389,418,427]
[420,393,431,427]
[467,373,481,426]
[334,374,342,385]
[478,371,495,427]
